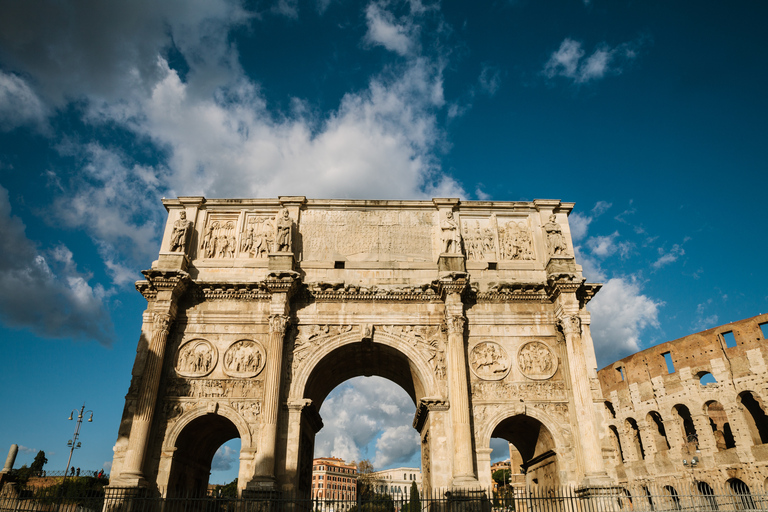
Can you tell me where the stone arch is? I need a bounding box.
[646,411,670,451]
[160,403,254,497]
[704,400,736,450]
[672,404,697,447]
[625,417,645,460]
[288,329,441,405]
[479,405,569,487]
[738,391,768,445]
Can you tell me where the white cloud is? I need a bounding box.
[364,2,417,57]
[570,200,611,241]
[18,446,37,454]
[373,425,420,468]
[0,71,48,131]
[653,243,685,269]
[586,231,619,258]
[211,444,239,471]
[588,276,662,367]
[478,64,502,96]
[0,185,113,344]
[543,38,641,84]
[692,299,718,331]
[316,377,418,468]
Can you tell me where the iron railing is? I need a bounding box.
[1,483,767,512]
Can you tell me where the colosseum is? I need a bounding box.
[598,313,768,496]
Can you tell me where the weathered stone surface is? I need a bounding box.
[108,197,608,496]
[599,313,768,492]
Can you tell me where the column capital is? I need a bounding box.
[269,314,290,334]
[559,315,582,336]
[437,273,468,300]
[445,313,466,335]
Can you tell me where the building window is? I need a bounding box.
[662,352,675,373]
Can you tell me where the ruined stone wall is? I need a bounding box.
[598,314,768,492]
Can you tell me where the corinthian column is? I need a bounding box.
[442,280,476,486]
[252,271,298,488]
[559,314,606,481]
[120,270,188,486]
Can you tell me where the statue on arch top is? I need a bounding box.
[441,210,463,254]
[169,211,192,252]
[274,208,293,253]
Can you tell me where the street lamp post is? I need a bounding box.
[64,405,93,478]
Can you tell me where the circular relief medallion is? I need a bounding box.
[175,339,217,377]
[223,340,266,378]
[469,341,511,380]
[518,341,557,380]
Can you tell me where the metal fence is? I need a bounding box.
[2,483,767,512]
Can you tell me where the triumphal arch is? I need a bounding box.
[107,196,611,496]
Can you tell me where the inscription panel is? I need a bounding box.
[300,210,435,261]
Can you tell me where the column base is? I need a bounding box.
[106,472,149,489]
[451,475,481,489]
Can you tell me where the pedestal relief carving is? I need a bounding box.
[175,339,217,377]
[223,340,266,378]
[469,341,510,380]
[518,341,557,380]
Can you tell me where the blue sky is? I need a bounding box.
[0,0,766,486]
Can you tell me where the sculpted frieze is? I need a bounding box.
[461,217,495,260]
[166,378,262,398]
[223,340,265,378]
[498,220,534,261]
[379,325,447,379]
[201,214,239,258]
[469,341,510,380]
[240,214,274,258]
[518,341,558,380]
[299,210,434,261]
[231,400,261,422]
[175,339,217,377]
[472,381,566,401]
[292,325,353,371]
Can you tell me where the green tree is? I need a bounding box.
[408,481,420,512]
[220,477,238,497]
[356,459,377,499]
[492,469,510,488]
[30,451,47,476]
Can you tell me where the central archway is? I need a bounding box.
[282,328,442,493]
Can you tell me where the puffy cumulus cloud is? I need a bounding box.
[0,185,113,344]
[543,38,641,84]
[0,0,249,106]
[586,231,620,258]
[373,425,420,468]
[211,444,239,471]
[587,276,662,367]
[315,377,418,467]
[0,71,48,131]
[50,143,167,273]
[113,55,460,200]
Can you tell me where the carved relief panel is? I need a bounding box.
[175,339,217,377]
[299,210,435,261]
[223,340,266,378]
[200,213,240,259]
[461,214,535,261]
[497,218,535,261]
[469,341,510,380]
[461,216,498,261]
[518,341,558,380]
[240,214,275,258]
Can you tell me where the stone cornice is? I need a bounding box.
[577,283,602,307]
[437,273,468,299]
[413,397,450,432]
[192,282,271,301]
[473,282,549,303]
[264,271,301,295]
[304,282,443,303]
[136,269,190,302]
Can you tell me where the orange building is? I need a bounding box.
[311,457,358,507]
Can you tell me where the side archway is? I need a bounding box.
[159,404,254,497]
[479,405,570,488]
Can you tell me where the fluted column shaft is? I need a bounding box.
[560,314,604,477]
[123,312,173,480]
[445,292,475,484]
